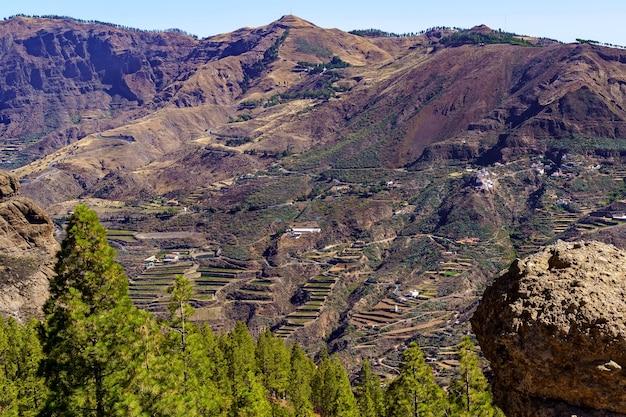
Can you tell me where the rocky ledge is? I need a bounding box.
[0,171,59,321]
[472,240,626,416]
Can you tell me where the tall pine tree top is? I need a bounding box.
[40,204,140,417]
[47,204,129,314]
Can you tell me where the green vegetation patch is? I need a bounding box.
[294,38,332,58]
[320,168,412,185]
[296,56,350,73]
[244,176,310,210]
[547,136,626,154]
[441,29,535,47]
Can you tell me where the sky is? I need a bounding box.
[3,1,626,46]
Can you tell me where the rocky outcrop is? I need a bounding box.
[472,240,626,416]
[0,171,59,321]
[0,16,198,163]
[0,170,19,200]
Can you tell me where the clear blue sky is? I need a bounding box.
[3,1,625,46]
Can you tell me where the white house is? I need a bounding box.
[290,227,321,233]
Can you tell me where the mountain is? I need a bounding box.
[4,14,626,377]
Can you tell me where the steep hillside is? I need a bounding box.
[0,16,198,167]
[13,17,626,205]
[5,15,626,376]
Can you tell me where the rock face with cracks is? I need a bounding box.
[472,240,626,417]
[0,170,59,322]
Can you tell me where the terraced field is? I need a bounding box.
[130,259,258,317]
[129,261,198,314]
[273,240,370,336]
[195,267,243,298]
[229,279,275,303]
[106,229,138,243]
[274,275,338,338]
[351,297,411,328]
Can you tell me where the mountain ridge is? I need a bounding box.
[4,14,626,384]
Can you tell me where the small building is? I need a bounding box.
[163,253,180,263]
[407,290,420,299]
[287,222,321,234]
[474,168,495,191]
[330,184,350,193]
[290,227,321,234]
[144,255,157,267]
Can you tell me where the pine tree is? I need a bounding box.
[198,324,232,410]
[447,336,504,417]
[167,274,195,383]
[332,357,358,417]
[8,318,48,416]
[355,361,384,417]
[255,328,290,401]
[231,370,272,417]
[0,317,18,414]
[287,342,315,417]
[384,342,446,417]
[184,327,226,416]
[223,322,271,416]
[0,318,47,415]
[39,204,147,417]
[116,310,167,416]
[311,349,358,417]
[311,348,333,416]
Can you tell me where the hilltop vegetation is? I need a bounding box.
[440,28,536,46]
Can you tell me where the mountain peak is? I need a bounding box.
[274,14,318,29]
[468,24,494,34]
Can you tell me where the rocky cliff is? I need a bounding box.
[472,240,626,416]
[0,170,59,321]
[0,16,197,164]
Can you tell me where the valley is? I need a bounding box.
[3,13,626,379]
[51,149,626,378]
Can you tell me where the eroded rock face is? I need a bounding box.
[0,170,19,200]
[0,171,59,321]
[472,240,626,417]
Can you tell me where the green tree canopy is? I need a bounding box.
[255,327,290,401]
[39,204,148,417]
[384,342,447,417]
[311,349,358,417]
[288,341,316,417]
[0,317,47,416]
[355,360,384,417]
[447,336,504,417]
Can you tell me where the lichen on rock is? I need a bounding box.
[472,240,626,417]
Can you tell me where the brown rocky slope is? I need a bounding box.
[0,15,197,165]
[0,170,59,321]
[472,240,626,416]
[10,16,626,208]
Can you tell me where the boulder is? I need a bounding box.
[472,240,626,416]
